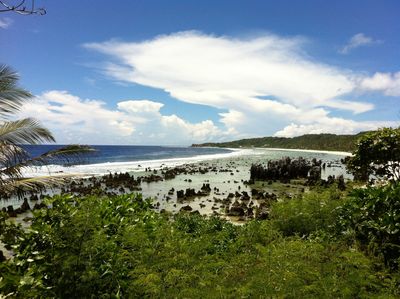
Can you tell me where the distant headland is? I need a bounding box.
[192,132,370,152]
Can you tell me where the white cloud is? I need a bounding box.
[339,33,381,54]
[85,32,369,113]
[118,100,163,115]
[360,72,400,96]
[80,31,396,138]
[0,17,12,29]
[275,120,399,137]
[17,90,224,145]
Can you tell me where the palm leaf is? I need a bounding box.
[0,65,32,118]
[0,143,30,189]
[1,145,95,190]
[0,142,29,168]
[1,174,79,198]
[0,118,55,144]
[0,64,96,198]
[20,144,96,166]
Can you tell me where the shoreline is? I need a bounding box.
[3,148,346,214]
[20,147,350,178]
[20,148,249,177]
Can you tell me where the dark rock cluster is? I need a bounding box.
[223,189,277,221]
[1,198,35,217]
[250,157,322,184]
[176,184,212,202]
[313,174,346,190]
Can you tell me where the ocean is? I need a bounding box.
[23,145,234,165]
[21,145,240,177]
[19,145,350,178]
[2,145,351,210]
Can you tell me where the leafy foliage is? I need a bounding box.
[346,127,400,182]
[336,184,400,269]
[0,193,397,298]
[270,188,344,237]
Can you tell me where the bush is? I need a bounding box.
[0,193,397,298]
[345,127,400,182]
[0,193,158,298]
[336,184,400,269]
[270,188,344,237]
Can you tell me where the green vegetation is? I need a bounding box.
[270,187,344,237]
[336,184,400,269]
[345,127,400,182]
[1,188,400,298]
[193,132,368,152]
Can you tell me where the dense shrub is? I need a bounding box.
[345,127,400,182]
[269,188,344,237]
[336,184,400,269]
[0,193,397,298]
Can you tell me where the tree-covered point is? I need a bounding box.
[1,192,399,298]
[192,132,369,152]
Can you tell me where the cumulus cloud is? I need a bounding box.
[79,31,398,138]
[274,119,399,137]
[85,32,369,113]
[0,17,12,29]
[360,72,400,96]
[339,33,382,54]
[17,90,224,145]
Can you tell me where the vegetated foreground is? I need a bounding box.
[0,184,399,298]
[1,128,400,298]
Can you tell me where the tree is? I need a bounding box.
[0,0,45,15]
[0,64,93,197]
[345,127,400,183]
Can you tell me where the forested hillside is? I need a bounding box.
[193,132,369,152]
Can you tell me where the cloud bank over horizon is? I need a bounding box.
[18,31,399,145]
[82,31,398,141]
[18,90,225,145]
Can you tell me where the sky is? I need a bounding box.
[1,0,399,145]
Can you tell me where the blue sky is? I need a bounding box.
[1,0,399,145]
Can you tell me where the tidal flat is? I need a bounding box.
[2,148,350,224]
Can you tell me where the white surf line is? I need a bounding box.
[21,148,253,177]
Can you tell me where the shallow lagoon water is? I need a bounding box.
[136,149,350,215]
[2,148,350,216]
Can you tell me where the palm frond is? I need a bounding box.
[0,143,30,187]
[1,174,78,198]
[1,145,96,184]
[0,65,32,118]
[0,64,97,198]
[0,118,55,144]
[0,142,29,168]
[23,144,96,166]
